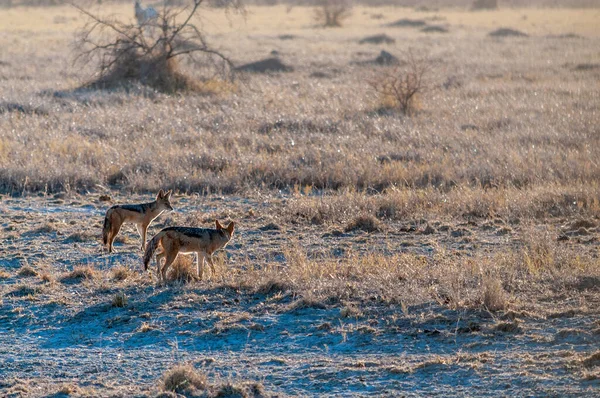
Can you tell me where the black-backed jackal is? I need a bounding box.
[143,220,235,282]
[102,189,173,253]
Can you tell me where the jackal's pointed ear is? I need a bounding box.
[215,220,224,230]
[156,189,164,199]
[165,190,172,200]
[226,221,235,235]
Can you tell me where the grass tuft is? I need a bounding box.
[162,364,207,394]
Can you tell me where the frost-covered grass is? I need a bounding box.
[0,4,599,397]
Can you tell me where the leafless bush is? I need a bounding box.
[369,49,433,115]
[314,0,352,28]
[74,0,243,92]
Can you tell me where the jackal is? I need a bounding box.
[102,189,173,253]
[143,220,235,282]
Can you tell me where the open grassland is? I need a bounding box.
[0,3,599,397]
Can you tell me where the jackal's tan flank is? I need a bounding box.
[143,220,235,282]
[102,189,173,253]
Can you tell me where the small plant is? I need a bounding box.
[111,266,131,281]
[62,266,98,282]
[168,256,198,283]
[482,276,507,311]
[369,49,433,115]
[314,0,352,28]
[112,292,128,308]
[162,364,207,394]
[345,214,382,233]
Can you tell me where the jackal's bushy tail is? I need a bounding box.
[102,210,111,246]
[143,231,163,270]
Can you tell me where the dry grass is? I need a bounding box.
[111,292,128,307]
[111,265,132,281]
[61,266,98,282]
[0,4,599,396]
[17,265,38,278]
[167,256,199,283]
[482,276,507,311]
[162,364,207,394]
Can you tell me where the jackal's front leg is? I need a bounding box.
[206,255,216,277]
[196,252,206,280]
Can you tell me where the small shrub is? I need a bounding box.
[314,0,352,28]
[345,214,382,233]
[482,276,507,311]
[162,364,207,394]
[62,266,98,282]
[369,49,433,115]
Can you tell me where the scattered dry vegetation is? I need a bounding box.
[369,49,432,115]
[314,0,352,27]
[74,0,241,93]
[0,2,599,396]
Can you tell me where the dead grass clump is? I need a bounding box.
[10,284,43,297]
[112,292,128,308]
[255,279,292,295]
[0,270,11,279]
[167,256,199,283]
[61,266,98,283]
[17,265,38,278]
[138,322,158,333]
[162,364,207,394]
[56,383,81,395]
[345,214,382,233]
[39,272,54,283]
[0,102,48,116]
[63,232,94,243]
[472,0,498,10]
[29,222,57,234]
[482,276,507,311]
[495,320,521,333]
[111,266,132,281]
[212,381,265,397]
[314,0,352,28]
[582,351,600,368]
[340,304,363,318]
[286,295,328,312]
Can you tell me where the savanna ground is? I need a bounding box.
[1,1,600,396]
